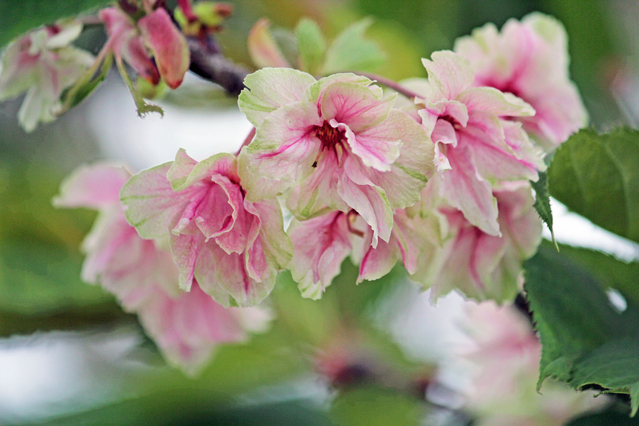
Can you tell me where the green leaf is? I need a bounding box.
[548,128,639,244]
[553,242,639,307]
[62,51,113,110]
[531,171,556,247]
[567,406,639,426]
[295,18,326,75]
[0,0,113,50]
[321,18,386,74]
[524,245,639,411]
[567,338,639,413]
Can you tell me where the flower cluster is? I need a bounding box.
[47,11,586,371]
[0,21,94,132]
[54,163,271,374]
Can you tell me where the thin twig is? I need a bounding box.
[356,72,423,100]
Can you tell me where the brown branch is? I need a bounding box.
[187,37,249,95]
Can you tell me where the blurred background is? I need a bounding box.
[2,0,639,424]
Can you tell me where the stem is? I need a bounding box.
[356,72,423,100]
[187,37,248,95]
[235,127,256,156]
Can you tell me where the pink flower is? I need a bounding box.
[0,22,94,131]
[454,13,587,152]
[416,51,546,235]
[121,149,293,307]
[288,209,425,299]
[460,302,606,426]
[129,281,271,375]
[412,182,542,302]
[238,69,433,246]
[54,163,271,374]
[100,6,189,89]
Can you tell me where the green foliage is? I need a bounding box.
[524,244,639,415]
[295,18,326,75]
[0,239,111,315]
[322,18,386,74]
[549,128,639,244]
[0,162,126,335]
[331,386,425,426]
[568,404,639,426]
[0,0,113,49]
[62,52,113,110]
[531,171,555,246]
[555,243,639,307]
[115,56,164,117]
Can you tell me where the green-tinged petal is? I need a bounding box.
[422,50,474,100]
[120,162,192,239]
[238,67,316,127]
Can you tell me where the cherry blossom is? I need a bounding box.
[412,182,542,302]
[288,209,426,299]
[0,21,94,132]
[415,51,546,235]
[238,69,433,246]
[454,13,587,152]
[121,149,293,307]
[54,163,271,374]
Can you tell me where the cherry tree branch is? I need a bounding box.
[187,37,249,95]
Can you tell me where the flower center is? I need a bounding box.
[312,121,346,167]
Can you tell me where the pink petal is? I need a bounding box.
[288,212,352,299]
[339,159,393,246]
[53,163,131,209]
[121,163,199,239]
[462,113,540,183]
[342,114,402,172]
[358,232,397,282]
[170,232,203,291]
[422,51,474,100]
[243,101,321,201]
[320,81,394,133]
[288,152,347,219]
[438,144,500,236]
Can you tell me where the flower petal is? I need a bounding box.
[339,159,393,246]
[242,101,321,201]
[238,68,316,127]
[53,163,131,209]
[121,162,197,239]
[289,212,352,299]
[320,81,394,133]
[422,51,474,100]
[438,144,500,236]
[138,8,190,89]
